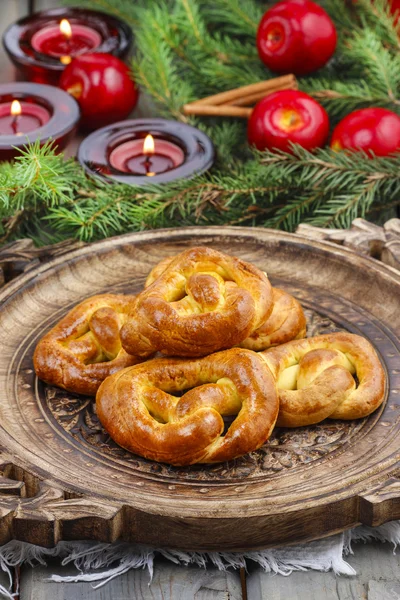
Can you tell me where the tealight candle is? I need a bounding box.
[109,135,185,176]
[0,99,50,135]
[78,119,215,185]
[31,19,102,64]
[0,83,80,162]
[3,8,132,85]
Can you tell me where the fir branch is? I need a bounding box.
[2,139,400,245]
[46,171,283,241]
[354,0,400,51]
[0,141,84,242]
[9,0,400,246]
[304,79,399,119]
[202,0,262,36]
[258,146,400,229]
[62,0,145,26]
[0,140,80,209]
[345,29,400,102]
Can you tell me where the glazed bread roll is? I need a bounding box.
[148,262,307,351]
[240,288,306,350]
[260,332,386,426]
[34,294,142,396]
[96,348,279,465]
[121,246,273,358]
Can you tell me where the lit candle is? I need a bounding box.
[109,134,185,175]
[78,118,215,185]
[0,99,51,136]
[31,19,102,64]
[0,82,80,162]
[3,8,132,85]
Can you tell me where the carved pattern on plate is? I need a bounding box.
[42,303,372,482]
[0,228,399,549]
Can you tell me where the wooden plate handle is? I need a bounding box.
[359,476,400,526]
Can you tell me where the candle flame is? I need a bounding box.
[60,19,72,39]
[60,55,72,65]
[11,100,21,117]
[143,134,155,155]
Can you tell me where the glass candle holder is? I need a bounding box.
[78,119,215,185]
[0,82,80,161]
[3,8,132,86]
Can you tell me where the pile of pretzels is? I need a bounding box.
[34,247,386,466]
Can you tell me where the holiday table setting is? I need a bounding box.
[1,0,400,599]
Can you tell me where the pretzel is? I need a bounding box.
[145,256,174,287]
[96,348,279,465]
[34,294,142,396]
[147,264,305,351]
[260,332,386,427]
[121,247,273,358]
[240,288,306,350]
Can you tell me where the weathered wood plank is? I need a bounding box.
[367,580,400,600]
[247,569,340,600]
[246,540,400,600]
[20,558,243,600]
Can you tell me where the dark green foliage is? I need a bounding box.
[1,0,399,245]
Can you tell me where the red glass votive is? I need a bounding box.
[3,8,132,85]
[0,83,80,162]
[0,101,50,135]
[78,119,215,185]
[109,139,185,175]
[31,24,102,60]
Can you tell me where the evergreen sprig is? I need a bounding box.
[0,141,85,244]
[1,0,399,246]
[1,142,398,244]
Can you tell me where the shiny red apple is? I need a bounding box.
[257,0,337,76]
[390,0,400,22]
[248,90,330,152]
[331,108,400,156]
[60,53,139,130]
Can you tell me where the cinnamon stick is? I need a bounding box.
[227,81,298,106]
[182,105,253,118]
[189,74,297,107]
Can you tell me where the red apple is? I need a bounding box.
[391,0,400,17]
[60,53,139,130]
[331,108,400,156]
[388,0,400,24]
[257,0,337,76]
[248,90,330,152]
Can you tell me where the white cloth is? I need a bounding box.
[0,522,399,598]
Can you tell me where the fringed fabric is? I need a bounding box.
[0,522,398,598]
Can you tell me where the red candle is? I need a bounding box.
[31,19,101,64]
[0,100,51,135]
[109,135,185,175]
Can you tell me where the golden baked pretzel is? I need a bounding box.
[147,264,306,351]
[240,288,306,351]
[121,246,273,358]
[34,294,142,396]
[145,256,174,287]
[96,348,279,465]
[260,332,386,427]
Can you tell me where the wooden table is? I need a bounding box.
[2,4,400,600]
[0,541,394,599]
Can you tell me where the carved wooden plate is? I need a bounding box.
[0,227,399,551]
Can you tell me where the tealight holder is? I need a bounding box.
[78,119,215,185]
[3,7,132,85]
[0,83,80,161]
